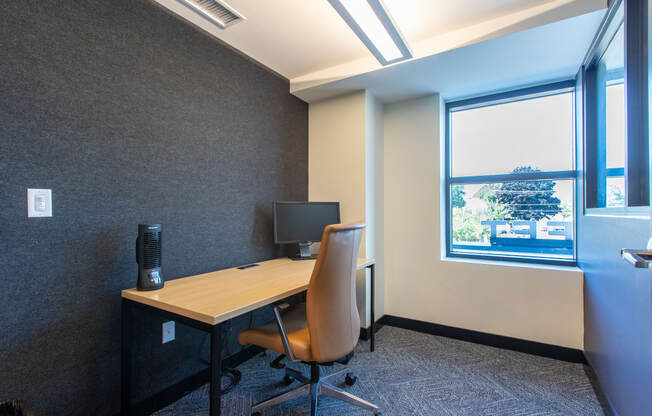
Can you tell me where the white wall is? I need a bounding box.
[308,91,583,349]
[309,91,378,327]
[383,94,584,349]
[367,93,384,318]
[309,91,366,228]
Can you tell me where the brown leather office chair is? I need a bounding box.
[238,222,382,416]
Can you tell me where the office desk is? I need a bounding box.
[121,257,376,416]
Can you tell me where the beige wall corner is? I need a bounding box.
[383,94,584,349]
[309,90,384,328]
[309,91,583,349]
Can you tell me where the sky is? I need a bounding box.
[606,84,625,169]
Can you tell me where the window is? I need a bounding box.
[446,82,576,265]
[584,0,648,209]
[585,10,626,208]
[603,24,626,207]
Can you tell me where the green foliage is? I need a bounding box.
[560,201,572,218]
[451,185,466,208]
[452,167,566,243]
[607,184,625,207]
[474,183,496,202]
[452,209,486,242]
[473,184,508,221]
[497,166,561,221]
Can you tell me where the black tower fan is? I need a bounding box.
[136,224,164,291]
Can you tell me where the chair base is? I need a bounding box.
[251,364,382,416]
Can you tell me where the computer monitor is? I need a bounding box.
[273,201,340,259]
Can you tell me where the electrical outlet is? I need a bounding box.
[162,321,175,344]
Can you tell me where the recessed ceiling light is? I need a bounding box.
[328,0,412,65]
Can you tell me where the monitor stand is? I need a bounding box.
[289,242,317,260]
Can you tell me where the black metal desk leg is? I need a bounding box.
[370,263,375,352]
[210,324,222,416]
[121,299,132,415]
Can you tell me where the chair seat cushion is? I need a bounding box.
[238,303,313,362]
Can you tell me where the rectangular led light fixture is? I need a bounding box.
[328,0,412,65]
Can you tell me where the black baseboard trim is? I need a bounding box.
[379,315,586,363]
[359,321,384,341]
[126,345,264,416]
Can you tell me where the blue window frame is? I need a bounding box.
[583,0,649,209]
[445,81,577,266]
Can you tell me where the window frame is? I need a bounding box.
[582,0,649,210]
[444,80,578,266]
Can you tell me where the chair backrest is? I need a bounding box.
[306,221,365,363]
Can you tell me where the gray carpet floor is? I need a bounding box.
[154,326,605,415]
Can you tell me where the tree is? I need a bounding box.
[451,185,466,208]
[473,183,508,221]
[497,166,561,221]
[452,209,485,242]
[607,184,625,207]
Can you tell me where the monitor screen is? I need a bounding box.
[273,201,340,244]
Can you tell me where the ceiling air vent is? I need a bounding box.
[179,0,246,29]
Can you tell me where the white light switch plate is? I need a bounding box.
[162,321,175,344]
[27,189,52,217]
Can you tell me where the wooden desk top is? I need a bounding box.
[122,257,374,325]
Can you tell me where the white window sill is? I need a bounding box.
[585,206,650,219]
[442,255,582,273]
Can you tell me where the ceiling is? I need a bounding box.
[154,1,605,78]
[292,8,605,103]
[155,0,370,78]
[382,0,557,43]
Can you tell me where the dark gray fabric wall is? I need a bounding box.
[0,1,308,414]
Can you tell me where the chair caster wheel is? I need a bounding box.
[283,374,295,385]
[345,372,357,386]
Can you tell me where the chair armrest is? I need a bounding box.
[272,303,297,362]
